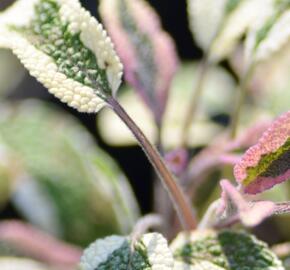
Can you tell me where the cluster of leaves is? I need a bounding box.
[0,0,289,269]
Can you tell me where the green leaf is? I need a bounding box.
[0,0,123,113]
[80,233,174,270]
[0,100,139,246]
[171,230,284,270]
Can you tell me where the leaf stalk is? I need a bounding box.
[107,96,196,230]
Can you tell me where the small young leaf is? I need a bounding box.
[0,0,123,113]
[218,179,275,227]
[164,148,188,175]
[234,110,290,194]
[100,0,178,123]
[171,230,284,270]
[80,233,174,270]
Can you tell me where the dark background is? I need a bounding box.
[2,0,202,215]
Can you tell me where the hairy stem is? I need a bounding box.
[131,214,163,244]
[198,200,220,230]
[107,96,196,230]
[181,59,210,147]
[230,65,255,139]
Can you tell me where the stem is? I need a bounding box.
[131,214,163,244]
[230,65,255,139]
[198,200,220,230]
[107,96,196,230]
[181,59,210,147]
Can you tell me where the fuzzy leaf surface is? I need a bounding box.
[234,111,290,194]
[0,0,123,113]
[171,230,284,270]
[80,233,174,270]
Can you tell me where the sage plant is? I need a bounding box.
[0,0,289,269]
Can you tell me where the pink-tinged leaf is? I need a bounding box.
[225,121,271,151]
[184,122,270,195]
[100,0,178,123]
[219,153,242,165]
[234,111,290,194]
[218,179,275,227]
[0,220,81,267]
[164,148,188,175]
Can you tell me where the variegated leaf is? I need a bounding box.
[0,100,139,246]
[246,0,290,64]
[100,0,178,123]
[80,233,174,270]
[0,0,123,113]
[210,0,273,62]
[234,110,290,194]
[171,230,284,270]
[187,0,271,62]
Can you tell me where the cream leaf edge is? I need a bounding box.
[0,0,123,113]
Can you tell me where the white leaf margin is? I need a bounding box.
[210,0,272,62]
[0,0,123,113]
[187,0,227,51]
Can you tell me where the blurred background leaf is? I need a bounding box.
[98,62,235,149]
[0,100,140,246]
